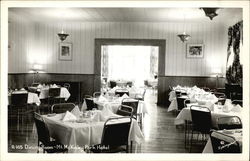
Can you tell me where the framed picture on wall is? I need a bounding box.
[59,42,72,61]
[186,44,204,58]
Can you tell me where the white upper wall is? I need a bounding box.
[8,8,243,76]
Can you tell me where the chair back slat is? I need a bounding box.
[115,89,129,97]
[51,103,76,114]
[101,117,131,147]
[116,105,133,117]
[176,97,186,111]
[121,98,139,117]
[85,97,95,110]
[232,100,243,107]
[63,83,70,90]
[48,88,61,97]
[93,92,101,98]
[190,105,212,134]
[217,116,242,130]
[110,81,117,88]
[210,131,241,153]
[11,93,28,106]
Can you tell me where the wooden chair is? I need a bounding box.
[33,112,68,153]
[90,117,132,153]
[51,103,76,114]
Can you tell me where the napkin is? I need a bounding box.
[98,95,107,102]
[205,101,214,111]
[37,84,43,88]
[230,105,242,112]
[51,84,58,88]
[71,106,81,118]
[62,111,77,122]
[121,94,129,99]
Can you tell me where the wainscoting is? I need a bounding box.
[8,73,226,106]
[8,73,95,104]
[157,76,226,105]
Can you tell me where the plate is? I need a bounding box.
[223,130,234,134]
[47,113,56,117]
[76,119,88,123]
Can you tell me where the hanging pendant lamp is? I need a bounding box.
[201,8,219,20]
[57,24,69,41]
[177,32,191,42]
[177,12,191,43]
[57,30,69,41]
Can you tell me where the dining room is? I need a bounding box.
[1,1,249,161]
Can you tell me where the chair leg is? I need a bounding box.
[184,120,187,148]
[189,130,193,153]
[130,141,133,153]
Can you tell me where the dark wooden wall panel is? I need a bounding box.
[8,73,95,104]
[8,73,226,106]
[157,76,226,105]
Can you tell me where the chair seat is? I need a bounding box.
[90,144,127,153]
[43,141,68,153]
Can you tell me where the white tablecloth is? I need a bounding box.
[107,86,142,98]
[42,110,144,153]
[203,129,242,153]
[28,92,41,106]
[168,89,218,112]
[174,104,242,128]
[82,97,148,115]
[39,87,70,101]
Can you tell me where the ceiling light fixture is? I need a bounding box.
[177,32,191,42]
[57,24,69,41]
[177,12,191,43]
[201,8,219,20]
[58,31,69,41]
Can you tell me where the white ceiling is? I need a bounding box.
[9,7,242,23]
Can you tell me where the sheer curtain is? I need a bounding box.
[107,45,151,87]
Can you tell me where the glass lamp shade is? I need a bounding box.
[177,32,191,42]
[57,33,69,41]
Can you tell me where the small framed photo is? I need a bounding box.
[186,44,204,58]
[59,42,72,61]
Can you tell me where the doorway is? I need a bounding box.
[94,39,166,104]
[101,45,158,88]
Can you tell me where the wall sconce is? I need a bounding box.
[31,64,42,83]
[201,8,219,20]
[177,32,191,42]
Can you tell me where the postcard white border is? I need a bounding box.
[1,1,249,161]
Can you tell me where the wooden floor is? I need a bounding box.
[8,89,205,153]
